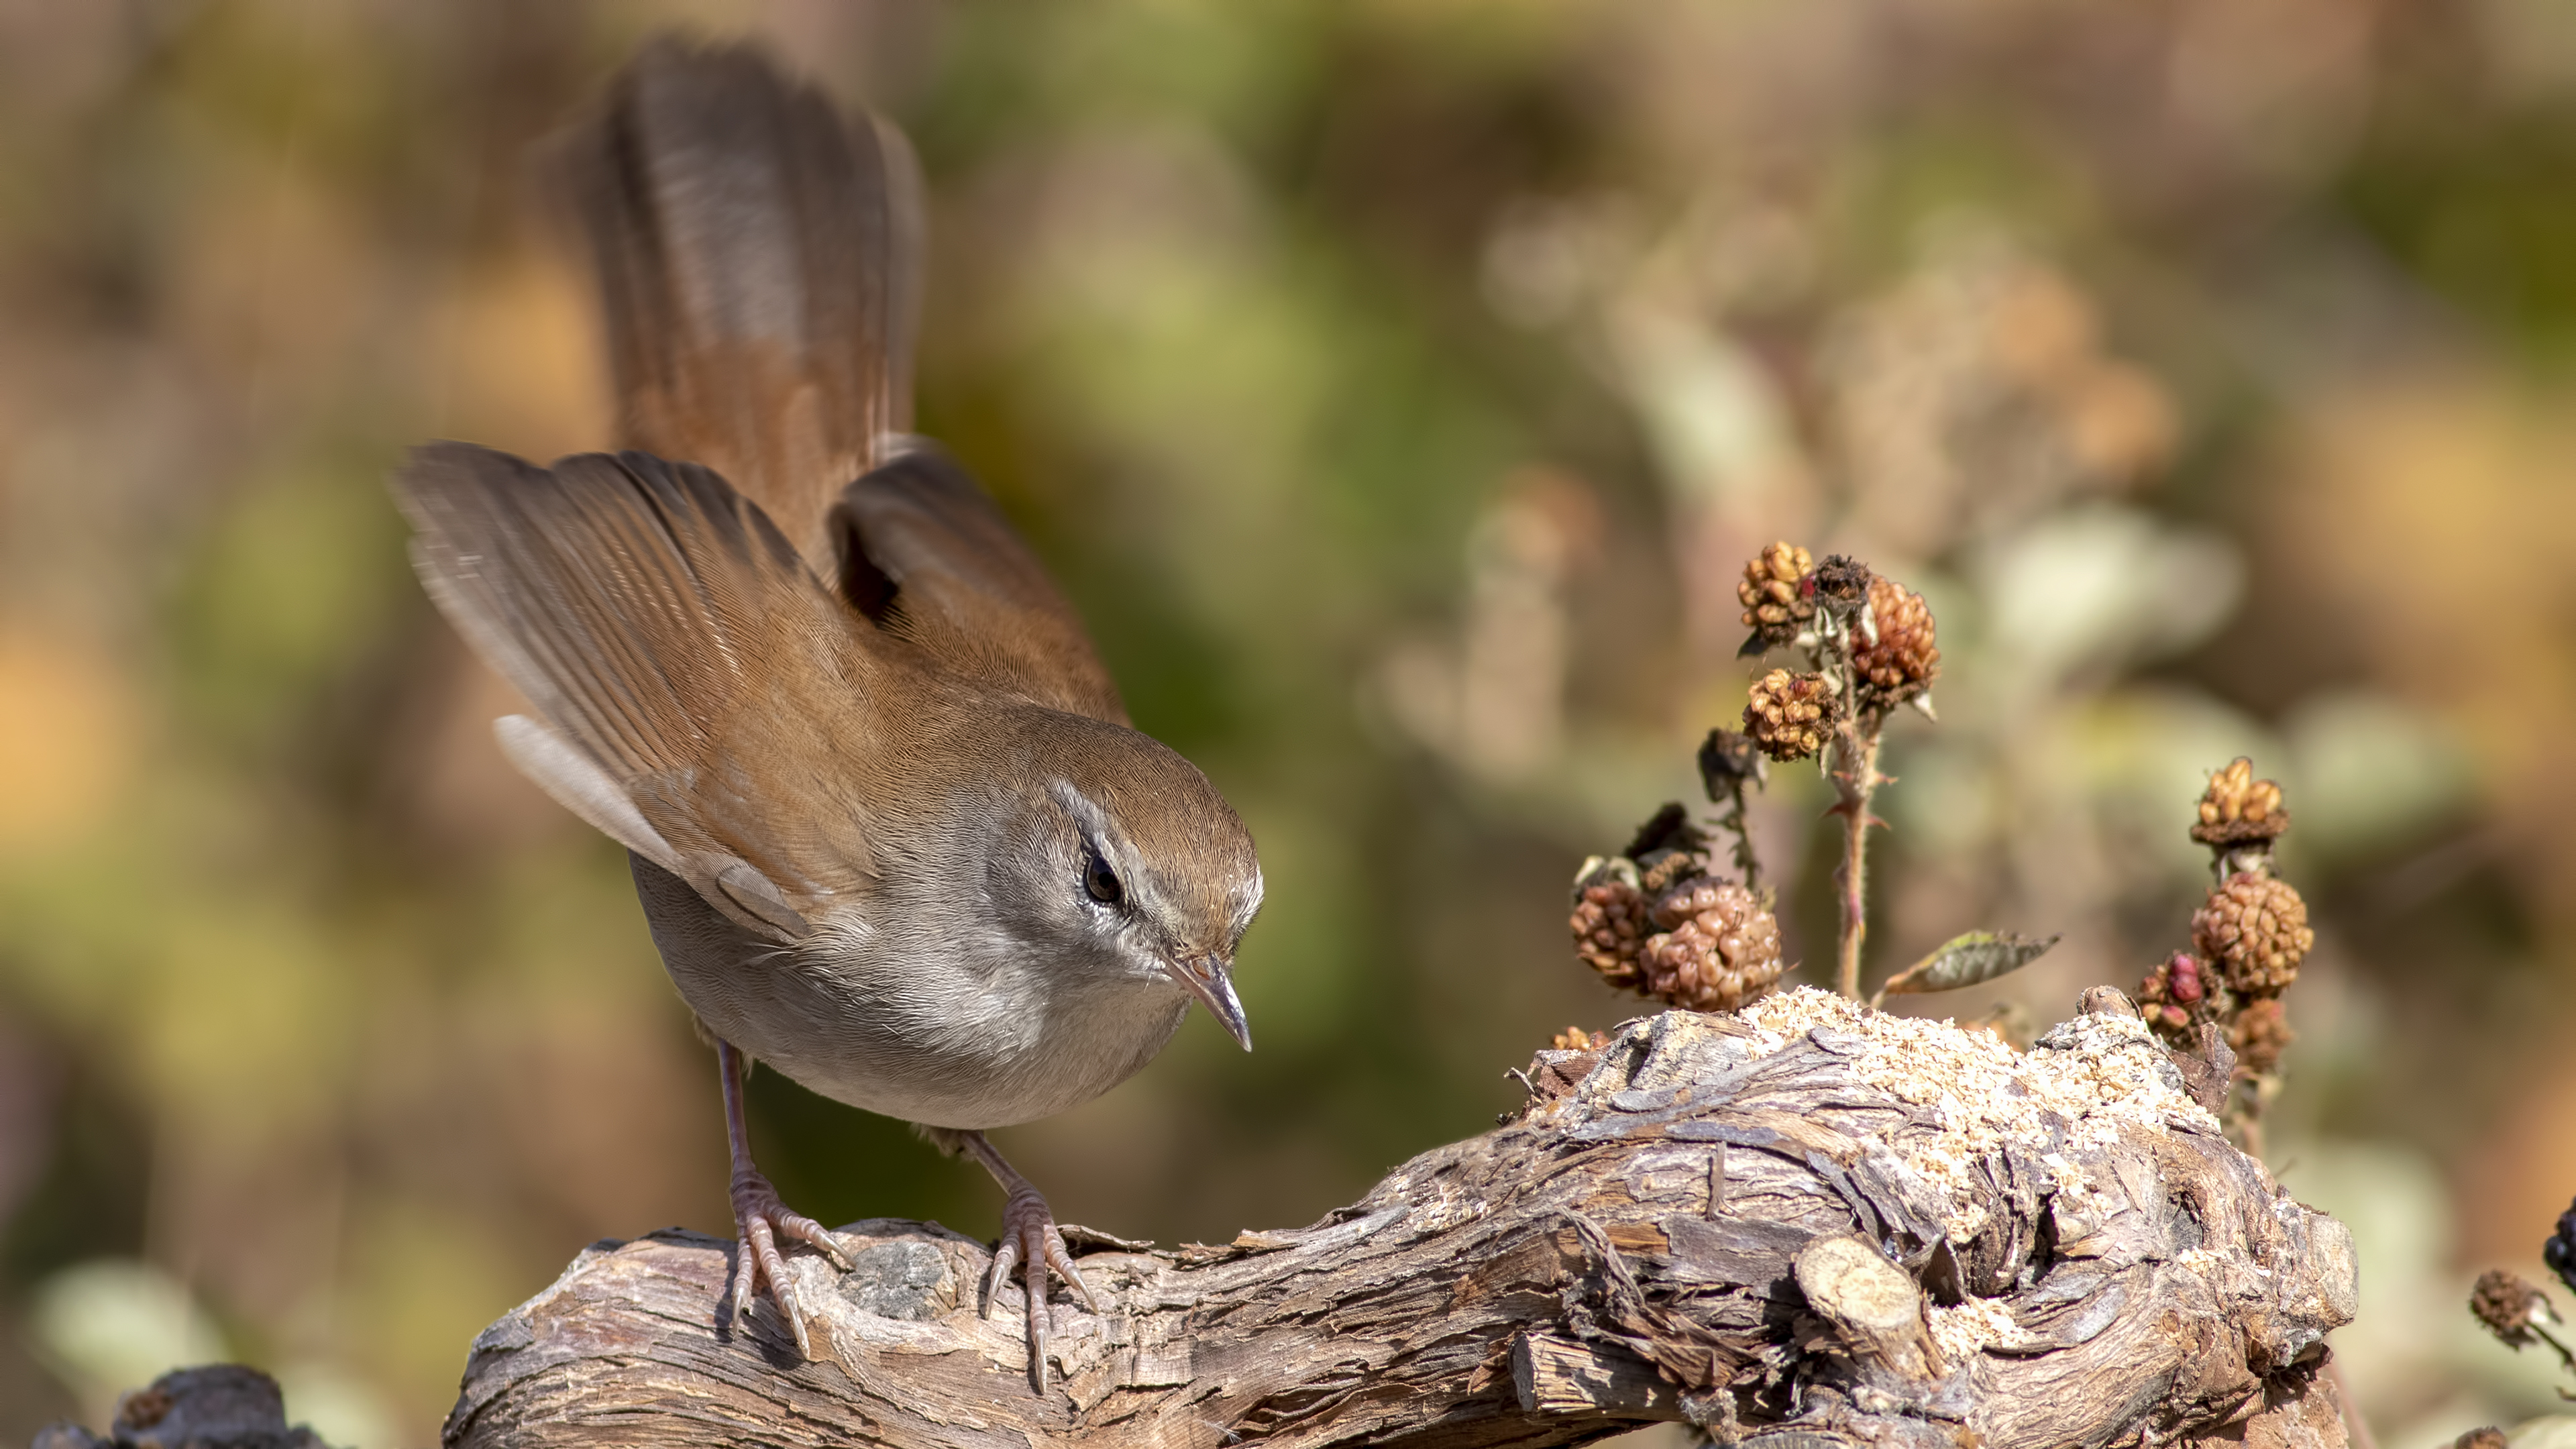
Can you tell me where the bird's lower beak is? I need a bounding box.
[1169,955,1252,1051]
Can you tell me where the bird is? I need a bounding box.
[389,40,1262,1390]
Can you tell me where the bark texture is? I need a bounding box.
[444,1001,2359,1449]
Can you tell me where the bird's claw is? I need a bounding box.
[980,1184,1097,1393]
[726,1167,851,1358]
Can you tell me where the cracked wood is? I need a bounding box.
[447,1007,2359,1449]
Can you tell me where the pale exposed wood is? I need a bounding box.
[1792,1236,1937,1380]
[443,1009,2360,1449]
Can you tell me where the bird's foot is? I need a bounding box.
[981,1182,1099,1393]
[725,1167,853,1358]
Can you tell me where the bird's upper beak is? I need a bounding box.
[1168,954,1251,1051]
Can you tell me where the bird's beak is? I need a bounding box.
[1169,954,1252,1051]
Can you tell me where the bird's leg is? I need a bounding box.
[955,1130,1098,1393]
[715,1036,850,1358]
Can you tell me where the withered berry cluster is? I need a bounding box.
[2135,758,2315,1080]
[1733,543,1939,761]
[1743,669,1839,763]
[1560,543,1945,1022]
[1567,806,1786,1014]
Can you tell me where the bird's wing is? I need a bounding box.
[394,441,880,940]
[828,445,1128,724]
[555,38,920,569]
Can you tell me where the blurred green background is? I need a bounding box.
[1,1,2573,1444]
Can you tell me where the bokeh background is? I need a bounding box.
[1,0,2571,1444]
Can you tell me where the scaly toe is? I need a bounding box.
[981,1235,1022,1320]
[992,1189,1099,1392]
[771,1205,853,1271]
[727,1172,839,1358]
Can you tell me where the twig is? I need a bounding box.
[2324,1357,2379,1449]
[2533,1320,2576,1383]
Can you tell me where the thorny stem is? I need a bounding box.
[1832,722,1886,1002]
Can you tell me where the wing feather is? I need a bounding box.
[395,441,877,936]
[830,447,1128,723]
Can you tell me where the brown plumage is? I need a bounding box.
[393,40,1259,1391]
[562,40,920,563]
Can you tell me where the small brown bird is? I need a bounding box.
[392,42,1260,1387]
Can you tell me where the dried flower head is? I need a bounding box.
[1570,876,1650,991]
[1809,553,1874,621]
[2455,1430,2508,1449]
[1745,668,1842,761]
[1697,727,1767,799]
[1737,541,1816,654]
[2229,996,2293,1077]
[2133,951,2212,1047]
[2191,872,2316,996]
[1622,801,1697,861]
[1639,877,1786,1012]
[2471,1269,2553,1348]
[1852,574,1940,711]
[2192,757,2290,847]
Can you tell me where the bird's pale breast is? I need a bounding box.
[630,854,1191,1128]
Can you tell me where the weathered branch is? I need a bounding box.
[442,994,2359,1449]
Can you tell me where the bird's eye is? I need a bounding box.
[1081,845,1124,906]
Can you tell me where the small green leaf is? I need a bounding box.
[1872,931,2059,1007]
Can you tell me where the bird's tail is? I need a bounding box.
[553,38,922,568]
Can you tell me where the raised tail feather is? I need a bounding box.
[555,39,922,569]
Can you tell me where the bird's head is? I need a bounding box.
[981,716,1261,1048]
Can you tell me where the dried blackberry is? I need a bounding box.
[1737,541,1815,655]
[1570,876,1650,991]
[2229,996,2292,1076]
[1745,668,1841,762]
[2192,757,2290,848]
[2191,872,2315,996]
[1638,877,1785,1012]
[2133,951,2211,1046]
[1852,574,1939,711]
[1810,554,1872,616]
